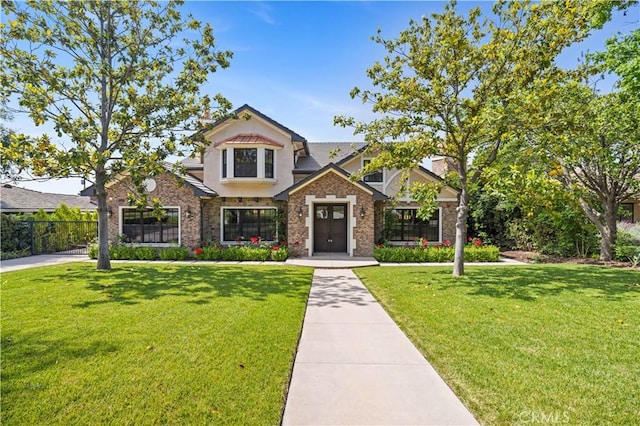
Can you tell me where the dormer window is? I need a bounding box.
[216,134,283,183]
[363,159,383,183]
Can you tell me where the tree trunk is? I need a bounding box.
[453,186,469,276]
[599,199,618,261]
[95,167,111,271]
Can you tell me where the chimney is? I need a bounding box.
[431,156,456,177]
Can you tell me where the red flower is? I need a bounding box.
[250,236,260,244]
[443,240,451,246]
[194,247,203,255]
[474,238,482,247]
[434,243,440,249]
[272,245,280,251]
[421,240,428,248]
[468,236,473,242]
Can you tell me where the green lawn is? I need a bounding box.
[355,265,640,425]
[1,263,313,425]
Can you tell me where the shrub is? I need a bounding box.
[109,244,137,260]
[159,247,189,261]
[200,246,223,261]
[240,246,271,261]
[614,245,640,262]
[270,246,289,261]
[88,244,98,259]
[134,247,157,260]
[373,244,500,263]
[465,245,500,262]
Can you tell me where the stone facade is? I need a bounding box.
[106,173,202,248]
[287,170,376,257]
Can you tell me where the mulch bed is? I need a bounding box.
[500,250,636,269]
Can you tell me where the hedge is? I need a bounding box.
[374,244,500,263]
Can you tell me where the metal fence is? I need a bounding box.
[9,220,98,255]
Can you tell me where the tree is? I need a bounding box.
[533,83,640,260]
[0,0,232,270]
[0,103,16,179]
[593,28,640,95]
[335,0,616,275]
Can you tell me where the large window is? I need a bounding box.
[384,208,440,242]
[223,208,277,241]
[363,159,383,183]
[121,207,179,244]
[222,149,227,178]
[234,148,258,177]
[222,147,276,180]
[619,203,635,222]
[265,149,274,178]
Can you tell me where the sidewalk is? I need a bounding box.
[282,268,478,425]
[0,254,89,273]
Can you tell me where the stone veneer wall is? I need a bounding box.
[287,171,375,257]
[106,173,202,247]
[201,197,287,244]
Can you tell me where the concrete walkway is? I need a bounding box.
[282,268,478,426]
[0,254,90,273]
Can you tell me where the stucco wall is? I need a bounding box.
[106,173,202,248]
[201,113,296,198]
[287,170,375,257]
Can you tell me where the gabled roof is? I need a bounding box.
[79,163,218,198]
[274,163,388,201]
[294,142,367,173]
[214,133,284,148]
[161,163,218,197]
[0,184,97,213]
[198,104,309,155]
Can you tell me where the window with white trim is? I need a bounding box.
[234,148,258,177]
[222,208,277,241]
[121,207,179,244]
[363,159,383,183]
[384,208,439,241]
[220,147,277,179]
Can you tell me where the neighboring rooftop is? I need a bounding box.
[0,184,97,213]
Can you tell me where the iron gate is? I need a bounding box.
[24,220,98,255]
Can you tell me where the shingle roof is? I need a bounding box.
[79,164,218,198]
[294,142,367,173]
[214,133,284,148]
[0,184,97,213]
[160,163,217,197]
[274,163,388,201]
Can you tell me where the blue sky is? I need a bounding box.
[9,1,639,195]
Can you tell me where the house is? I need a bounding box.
[100,104,461,256]
[0,184,97,214]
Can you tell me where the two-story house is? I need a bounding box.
[100,104,460,257]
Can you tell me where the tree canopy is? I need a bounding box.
[335,0,618,275]
[0,0,231,270]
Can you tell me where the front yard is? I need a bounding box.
[356,265,640,425]
[1,263,313,425]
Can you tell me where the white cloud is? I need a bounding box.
[248,2,275,25]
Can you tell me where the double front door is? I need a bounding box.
[314,204,347,253]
